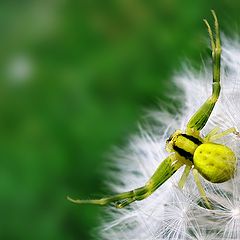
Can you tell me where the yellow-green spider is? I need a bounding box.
[68,11,238,209]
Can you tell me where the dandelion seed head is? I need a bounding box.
[96,37,240,240]
[231,207,240,219]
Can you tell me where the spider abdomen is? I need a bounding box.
[193,143,237,183]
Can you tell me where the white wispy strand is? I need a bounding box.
[97,37,240,240]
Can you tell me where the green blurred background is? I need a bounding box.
[0,1,239,239]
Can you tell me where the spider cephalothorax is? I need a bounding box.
[68,11,238,210]
[166,130,203,159]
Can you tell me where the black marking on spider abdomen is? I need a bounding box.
[173,146,193,161]
[181,134,202,145]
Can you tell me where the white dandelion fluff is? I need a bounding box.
[68,12,240,240]
[94,36,240,240]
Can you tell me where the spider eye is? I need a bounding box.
[166,135,173,143]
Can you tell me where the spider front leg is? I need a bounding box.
[68,155,184,208]
[186,10,221,135]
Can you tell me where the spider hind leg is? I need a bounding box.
[178,165,192,189]
[193,169,212,209]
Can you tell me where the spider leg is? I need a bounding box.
[193,168,212,209]
[115,198,136,208]
[204,126,220,141]
[67,155,184,208]
[205,127,239,142]
[187,10,221,134]
[178,165,192,189]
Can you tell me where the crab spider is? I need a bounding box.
[68,11,238,209]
